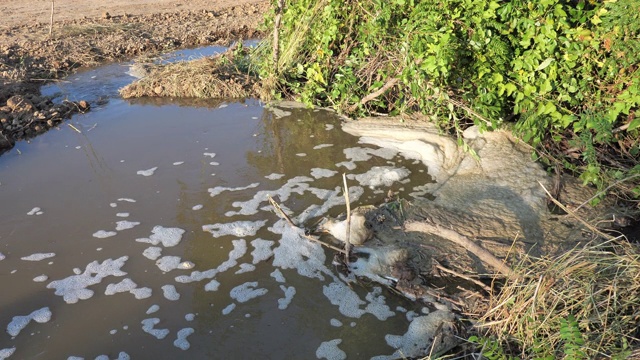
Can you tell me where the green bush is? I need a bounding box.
[255,0,640,198]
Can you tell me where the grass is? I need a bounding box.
[120,46,260,99]
[475,238,640,359]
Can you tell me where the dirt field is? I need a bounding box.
[0,0,262,32]
[0,0,268,153]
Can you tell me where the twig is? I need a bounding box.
[405,221,519,279]
[342,173,352,263]
[347,78,398,113]
[434,263,492,293]
[303,234,347,255]
[573,174,640,211]
[49,1,55,37]
[267,195,296,227]
[272,0,285,73]
[67,123,82,133]
[538,181,615,240]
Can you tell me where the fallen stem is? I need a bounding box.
[434,263,492,293]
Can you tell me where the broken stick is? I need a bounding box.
[405,221,519,279]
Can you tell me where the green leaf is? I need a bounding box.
[628,117,640,131]
[504,83,517,96]
[536,57,554,71]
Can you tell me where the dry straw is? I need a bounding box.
[477,238,640,358]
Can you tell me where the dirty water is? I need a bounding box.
[0,53,438,359]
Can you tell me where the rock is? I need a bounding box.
[6,95,33,112]
[78,100,89,110]
[102,12,111,20]
[154,86,164,95]
[319,213,372,245]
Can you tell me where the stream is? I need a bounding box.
[0,46,436,360]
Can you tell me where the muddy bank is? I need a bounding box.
[0,1,268,154]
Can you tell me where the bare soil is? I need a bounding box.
[0,0,268,153]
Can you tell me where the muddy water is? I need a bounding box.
[0,63,434,359]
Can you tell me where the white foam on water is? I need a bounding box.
[202,220,266,238]
[110,329,117,335]
[142,247,162,260]
[296,186,364,224]
[156,256,182,272]
[223,176,314,217]
[0,252,5,261]
[316,339,346,360]
[118,198,136,203]
[234,263,255,274]
[265,173,285,180]
[204,279,220,292]
[116,213,130,218]
[173,327,194,350]
[141,318,169,339]
[20,253,55,261]
[6,307,52,337]
[173,161,184,166]
[405,311,419,321]
[175,268,217,284]
[185,313,195,321]
[176,239,246,284]
[67,356,82,360]
[336,161,357,170]
[33,275,48,282]
[330,319,342,327]
[136,167,158,176]
[221,303,236,315]
[325,124,334,130]
[130,287,152,300]
[250,238,274,264]
[310,168,338,179]
[323,281,366,318]
[116,352,130,360]
[409,184,431,198]
[278,285,296,310]
[46,256,128,304]
[313,144,334,150]
[203,152,216,158]
[376,311,454,359]
[296,153,307,157]
[216,239,247,273]
[110,203,117,208]
[146,305,160,314]
[209,161,220,166]
[161,285,180,301]
[192,204,203,211]
[271,220,331,281]
[344,146,397,162]
[0,347,15,359]
[93,230,117,239]
[270,269,286,283]
[365,287,395,321]
[27,207,42,216]
[207,182,260,197]
[136,226,185,247]
[348,166,410,189]
[115,221,140,231]
[230,282,268,303]
[105,278,137,295]
[73,268,82,275]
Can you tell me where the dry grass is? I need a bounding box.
[120,51,260,99]
[477,238,640,358]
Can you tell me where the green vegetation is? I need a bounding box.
[254,0,640,200]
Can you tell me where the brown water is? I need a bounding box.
[0,82,434,358]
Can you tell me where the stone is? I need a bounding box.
[154,86,164,95]
[102,12,111,20]
[6,95,33,112]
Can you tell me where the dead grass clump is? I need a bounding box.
[478,239,640,358]
[120,53,259,99]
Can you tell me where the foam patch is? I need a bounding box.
[141,318,169,339]
[208,183,260,197]
[173,328,194,350]
[6,307,52,337]
[47,256,128,304]
[136,226,185,247]
[202,220,266,238]
[230,282,268,303]
[21,253,55,261]
[136,167,158,176]
[316,339,346,360]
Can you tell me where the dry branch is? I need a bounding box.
[348,78,398,113]
[405,221,518,278]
